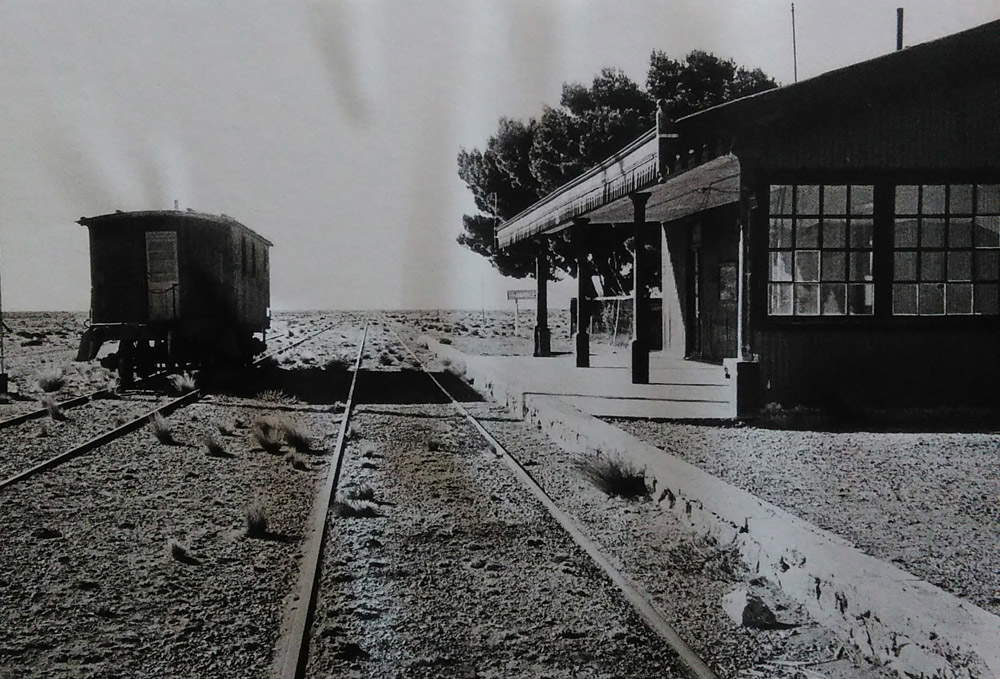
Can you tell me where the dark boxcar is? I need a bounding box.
[76,210,272,380]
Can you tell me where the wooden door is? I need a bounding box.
[145,231,179,321]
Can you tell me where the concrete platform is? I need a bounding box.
[425,337,1000,679]
[432,343,735,420]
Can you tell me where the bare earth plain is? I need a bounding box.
[0,309,991,678]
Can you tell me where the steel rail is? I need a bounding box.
[273,323,368,679]
[387,322,719,679]
[0,322,341,491]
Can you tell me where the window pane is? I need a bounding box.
[949,217,973,248]
[796,220,819,248]
[893,284,917,314]
[822,252,846,281]
[821,220,847,248]
[974,283,999,314]
[974,216,1000,247]
[977,185,1000,214]
[894,219,918,247]
[851,185,874,215]
[895,185,919,214]
[769,283,793,315]
[849,251,872,281]
[946,283,973,314]
[921,219,946,248]
[920,252,945,281]
[947,251,972,281]
[950,185,973,214]
[823,185,847,214]
[769,218,793,248]
[923,185,946,214]
[848,283,874,315]
[794,251,820,282]
[794,284,820,315]
[894,251,917,281]
[918,283,945,315]
[769,252,793,281]
[974,250,999,281]
[850,219,873,248]
[797,185,820,214]
[770,185,794,215]
[820,283,846,315]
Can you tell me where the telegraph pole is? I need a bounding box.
[791,3,798,83]
[0,242,8,395]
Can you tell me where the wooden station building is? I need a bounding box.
[497,20,1000,412]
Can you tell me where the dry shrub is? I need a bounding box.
[40,394,67,421]
[217,420,235,437]
[244,504,268,538]
[280,419,311,452]
[166,372,197,395]
[202,433,228,457]
[256,388,298,405]
[36,367,66,393]
[574,454,648,500]
[287,453,309,471]
[346,484,375,502]
[168,539,200,565]
[150,413,176,445]
[252,417,284,453]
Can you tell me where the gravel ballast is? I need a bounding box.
[305,323,693,678]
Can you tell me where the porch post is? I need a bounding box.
[630,192,651,384]
[573,218,590,367]
[533,239,551,357]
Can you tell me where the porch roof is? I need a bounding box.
[585,153,740,225]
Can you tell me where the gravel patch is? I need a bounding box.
[607,419,1000,616]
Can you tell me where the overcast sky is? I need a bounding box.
[0,0,996,311]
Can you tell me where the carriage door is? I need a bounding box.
[145,231,179,321]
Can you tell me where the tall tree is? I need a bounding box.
[457,51,777,294]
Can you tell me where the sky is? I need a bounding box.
[0,0,996,311]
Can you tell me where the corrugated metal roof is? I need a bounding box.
[78,210,274,246]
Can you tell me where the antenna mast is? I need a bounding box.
[791,3,798,83]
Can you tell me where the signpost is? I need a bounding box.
[0,245,7,395]
[506,289,536,335]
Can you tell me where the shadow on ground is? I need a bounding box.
[354,369,483,405]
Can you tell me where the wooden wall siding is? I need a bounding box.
[738,76,1000,173]
[661,224,688,357]
[754,327,1000,407]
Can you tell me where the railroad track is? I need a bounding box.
[275,319,716,679]
[0,322,342,492]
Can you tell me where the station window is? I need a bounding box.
[892,184,1000,315]
[768,184,875,316]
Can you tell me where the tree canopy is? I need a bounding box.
[457,50,777,295]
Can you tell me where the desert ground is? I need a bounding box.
[0,309,991,678]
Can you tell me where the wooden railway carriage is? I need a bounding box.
[75,210,272,380]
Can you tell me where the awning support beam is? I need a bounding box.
[533,239,551,357]
[630,192,651,384]
[572,218,590,368]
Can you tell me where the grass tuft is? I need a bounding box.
[202,433,228,457]
[244,504,269,538]
[280,419,312,452]
[252,417,284,453]
[168,539,200,565]
[346,484,375,502]
[41,394,67,421]
[217,420,235,437]
[287,453,309,471]
[149,413,176,445]
[37,367,66,393]
[573,454,648,500]
[256,388,298,405]
[332,500,379,518]
[166,372,197,395]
